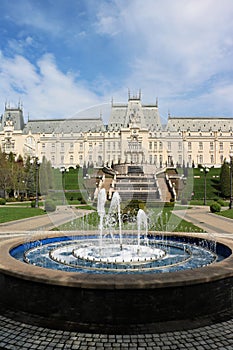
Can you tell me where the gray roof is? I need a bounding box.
[108,98,161,129]
[23,118,105,134]
[0,108,25,131]
[167,117,233,132]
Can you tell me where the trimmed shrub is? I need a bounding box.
[217,199,225,207]
[6,197,17,202]
[122,199,145,214]
[164,201,174,208]
[31,200,36,208]
[0,198,6,205]
[210,202,221,213]
[44,199,56,212]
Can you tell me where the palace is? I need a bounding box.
[1,92,233,169]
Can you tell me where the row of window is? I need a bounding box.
[149,141,163,151]
[44,140,233,154]
[196,154,224,164]
[167,141,233,152]
[128,141,142,150]
[2,142,14,152]
[189,142,233,152]
[49,152,226,168]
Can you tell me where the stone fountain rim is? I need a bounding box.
[0,231,233,290]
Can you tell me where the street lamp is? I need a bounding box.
[200,166,209,205]
[229,154,233,209]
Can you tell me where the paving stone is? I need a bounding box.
[0,314,233,349]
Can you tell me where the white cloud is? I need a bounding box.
[1,0,233,121]
[94,0,233,116]
[0,52,104,120]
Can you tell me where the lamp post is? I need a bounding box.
[200,166,209,205]
[229,154,233,209]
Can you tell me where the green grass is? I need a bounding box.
[64,168,80,190]
[51,167,89,205]
[191,167,221,201]
[53,167,83,190]
[0,207,45,223]
[216,208,233,219]
[75,205,95,210]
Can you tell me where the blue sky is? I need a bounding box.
[0,0,233,122]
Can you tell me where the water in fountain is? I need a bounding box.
[10,191,226,274]
[107,191,122,248]
[91,191,166,264]
[137,209,148,250]
[97,188,107,252]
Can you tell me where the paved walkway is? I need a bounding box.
[0,205,92,239]
[173,205,233,235]
[0,205,233,349]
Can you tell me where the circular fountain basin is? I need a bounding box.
[72,243,166,264]
[0,232,233,333]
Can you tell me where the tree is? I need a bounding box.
[220,159,231,197]
[24,156,36,198]
[83,162,87,177]
[46,160,54,190]
[39,156,49,195]
[0,149,13,198]
[14,155,26,198]
[38,156,55,196]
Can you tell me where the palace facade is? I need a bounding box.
[1,92,233,169]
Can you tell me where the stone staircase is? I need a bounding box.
[114,165,161,202]
[89,165,175,203]
[156,174,172,202]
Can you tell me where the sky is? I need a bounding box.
[0,0,233,123]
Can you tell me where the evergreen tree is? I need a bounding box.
[24,156,36,198]
[39,156,49,195]
[220,159,231,197]
[83,162,87,177]
[46,160,54,189]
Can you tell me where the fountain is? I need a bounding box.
[97,188,106,253]
[137,208,149,249]
[108,191,123,248]
[0,190,233,333]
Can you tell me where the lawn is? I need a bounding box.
[216,208,233,219]
[0,207,45,223]
[190,167,221,202]
[51,167,88,204]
